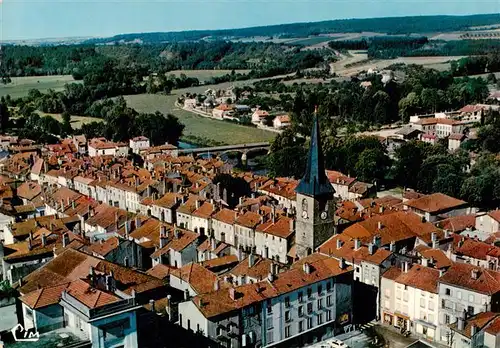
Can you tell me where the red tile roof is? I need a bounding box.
[395,264,440,293]
[405,193,467,214]
[20,282,70,309]
[440,262,500,295]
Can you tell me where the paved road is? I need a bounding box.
[307,322,380,348]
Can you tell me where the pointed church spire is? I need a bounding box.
[295,107,334,197]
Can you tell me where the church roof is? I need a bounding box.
[295,114,334,198]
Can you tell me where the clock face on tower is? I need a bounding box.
[321,211,328,220]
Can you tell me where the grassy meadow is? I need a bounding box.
[124,93,276,145]
[0,75,78,99]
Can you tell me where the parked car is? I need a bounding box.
[328,339,350,348]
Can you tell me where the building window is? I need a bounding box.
[318,285,323,295]
[298,306,304,317]
[428,301,434,311]
[102,318,130,343]
[267,300,272,314]
[285,326,291,338]
[327,295,332,306]
[298,291,303,303]
[420,298,425,308]
[298,321,304,333]
[285,311,291,322]
[317,313,323,325]
[285,296,290,308]
[307,317,313,329]
[318,299,323,309]
[326,281,332,292]
[266,317,273,329]
[469,295,475,303]
[457,291,462,299]
[444,314,450,324]
[266,330,274,343]
[307,288,312,299]
[467,306,474,316]
[326,310,332,321]
[445,288,451,296]
[307,302,313,314]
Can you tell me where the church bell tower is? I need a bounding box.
[295,111,336,259]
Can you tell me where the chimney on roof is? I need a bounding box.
[389,240,396,252]
[89,266,95,286]
[229,288,236,301]
[379,206,384,214]
[60,199,64,210]
[174,227,180,239]
[237,247,243,261]
[195,200,201,210]
[248,253,255,268]
[431,232,437,242]
[303,262,311,274]
[239,196,244,206]
[62,233,69,248]
[71,200,76,210]
[354,238,361,251]
[439,268,446,277]
[470,324,478,337]
[457,311,466,331]
[149,299,155,312]
[135,216,141,229]
[66,197,70,207]
[336,239,343,250]
[444,229,451,238]
[368,243,375,255]
[214,279,219,291]
[377,221,383,230]
[403,261,410,273]
[373,235,381,247]
[471,269,479,280]
[422,258,428,267]
[339,257,346,270]
[211,237,216,251]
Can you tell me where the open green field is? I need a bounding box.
[167,69,251,81]
[0,75,78,99]
[124,93,276,145]
[37,111,103,129]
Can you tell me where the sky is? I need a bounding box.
[1,0,499,41]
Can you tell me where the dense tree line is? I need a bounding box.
[328,37,500,61]
[1,42,330,79]
[82,14,500,44]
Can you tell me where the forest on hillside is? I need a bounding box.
[0,42,333,78]
[82,13,500,44]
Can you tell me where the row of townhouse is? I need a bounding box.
[177,253,354,348]
[381,261,500,346]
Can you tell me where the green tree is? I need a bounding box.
[266,146,307,179]
[354,148,391,183]
[61,111,73,136]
